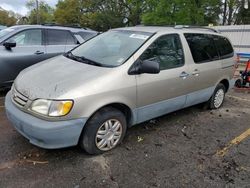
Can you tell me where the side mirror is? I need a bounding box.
[139,60,160,74]
[3,39,16,50]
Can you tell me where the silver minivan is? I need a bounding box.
[5,26,235,154]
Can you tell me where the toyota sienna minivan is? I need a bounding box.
[5,26,235,154]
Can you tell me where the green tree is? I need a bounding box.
[120,0,148,26]
[80,0,126,30]
[234,0,250,24]
[55,0,125,31]
[221,0,250,25]
[0,8,18,26]
[26,0,54,24]
[54,0,148,31]
[142,0,220,26]
[54,0,82,25]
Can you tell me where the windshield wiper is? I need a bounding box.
[64,52,113,68]
[79,56,104,67]
[64,51,78,61]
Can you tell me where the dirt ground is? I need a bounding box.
[0,89,250,188]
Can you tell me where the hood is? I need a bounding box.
[15,55,112,100]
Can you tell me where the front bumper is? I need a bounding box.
[5,92,87,149]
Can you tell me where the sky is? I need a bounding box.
[0,0,58,16]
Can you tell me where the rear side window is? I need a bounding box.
[213,36,234,59]
[140,34,184,70]
[184,33,219,63]
[47,29,76,45]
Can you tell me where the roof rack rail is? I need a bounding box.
[41,23,85,29]
[136,24,175,27]
[174,25,220,33]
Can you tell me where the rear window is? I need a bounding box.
[184,33,219,63]
[47,29,76,45]
[213,36,234,59]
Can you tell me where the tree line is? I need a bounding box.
[0,7,21,26]
[1,0,249,31]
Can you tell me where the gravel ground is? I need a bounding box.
[0,89,250,188]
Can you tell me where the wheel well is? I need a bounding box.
[78,103,133,145]
[219,79,229,92]
[86,103,133,126]
[102,103,133,126]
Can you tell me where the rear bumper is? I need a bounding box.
[5,92,87,149]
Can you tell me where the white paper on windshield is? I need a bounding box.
[129,34,149,40]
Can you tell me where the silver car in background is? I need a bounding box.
[0,25,98,89]
[5,26,235,154]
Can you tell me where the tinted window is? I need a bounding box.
[184,33,219,63]
[47,29,76,45]
[78,32,97,41]
[213,36,234,58]
[9,29,42,46]
[140,34,184,70]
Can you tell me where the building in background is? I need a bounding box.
[214,25,250,58]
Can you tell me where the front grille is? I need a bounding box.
[12,87,29,108]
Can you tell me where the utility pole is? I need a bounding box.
[36,0,40,24]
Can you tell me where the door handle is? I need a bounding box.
[179,71,189,79]
[34,51,44,55]
[192,69,200,76]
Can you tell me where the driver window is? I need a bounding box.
[140,34,184,70]
[9,29,42,46]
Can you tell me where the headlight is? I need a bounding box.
[30,99,73,117]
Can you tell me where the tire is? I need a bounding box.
[79,107,127,155]
[207,83,226,109]
[234,79,242,88]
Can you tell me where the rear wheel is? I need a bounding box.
[79,107,127,155]
[207,83,226,109]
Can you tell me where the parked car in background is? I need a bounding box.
[0,25,7,30]
[5,26,235,154]
[0,25,98,89]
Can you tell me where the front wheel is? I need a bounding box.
[79,107,127,155]
[207,83,226,109]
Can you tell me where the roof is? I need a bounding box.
[9,25,97,33]
[113,25,222,35]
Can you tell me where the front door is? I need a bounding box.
[135,34,191,124]
[0,29,46,85]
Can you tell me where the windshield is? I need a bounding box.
[70,30,153,67]
[0,28,15,39]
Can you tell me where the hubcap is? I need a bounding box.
[95,119,122,151]
[214,89,224,108]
